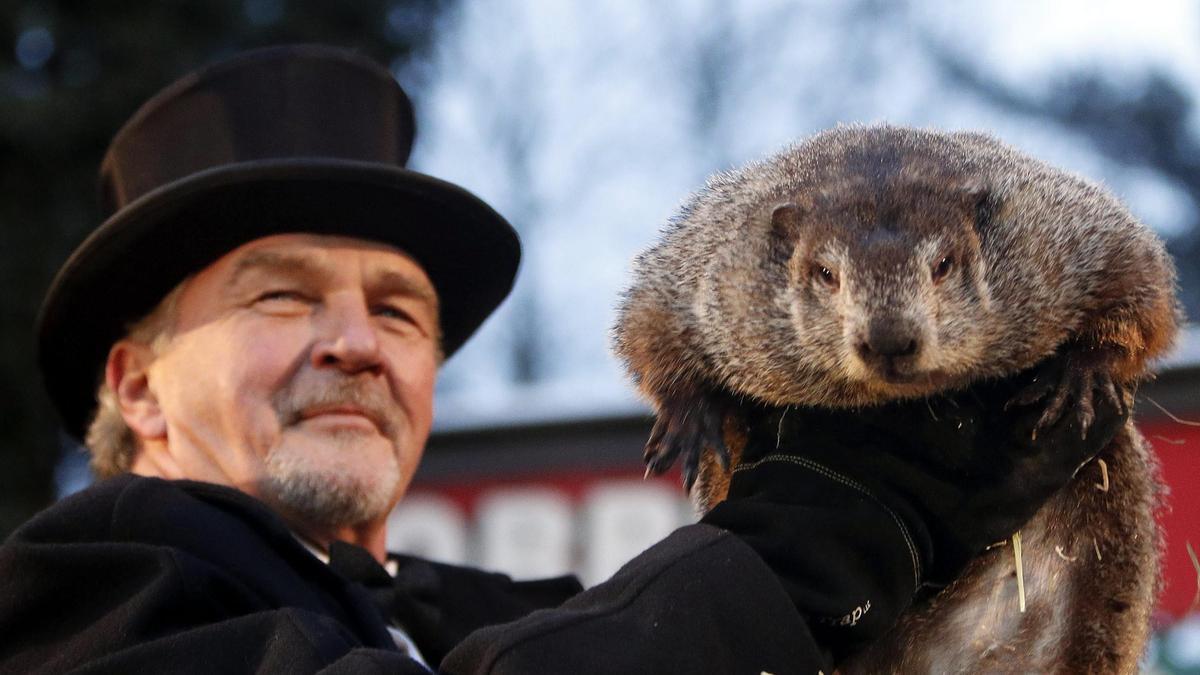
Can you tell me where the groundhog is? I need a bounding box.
[612,124,1179,673]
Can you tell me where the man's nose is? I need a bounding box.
[311,296,383,374]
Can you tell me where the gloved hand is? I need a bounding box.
[701,352,1130,662]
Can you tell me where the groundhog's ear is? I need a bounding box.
[959,180,997,231]
[770,202,805,247]
[772,200,801,237]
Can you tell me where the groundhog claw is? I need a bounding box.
[1007,347,1128,441]
[1098,374,1127,415]
[644,387,732,491]
[1005,375,1055,411]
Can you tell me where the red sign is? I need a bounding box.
[393,420,1200,618]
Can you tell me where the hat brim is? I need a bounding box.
[37,158,520,440]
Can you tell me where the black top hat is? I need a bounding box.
[37,44,521,440]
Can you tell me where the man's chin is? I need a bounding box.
[260,441,402,530]
[281,426,401,478]
[296,413,384,437]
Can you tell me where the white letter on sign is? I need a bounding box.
[386,494,468,565]
[581,481,689,586]
[477,488,574,579]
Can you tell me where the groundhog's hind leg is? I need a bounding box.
[644,383,735,490]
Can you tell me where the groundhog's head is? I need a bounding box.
[766,161,998,405]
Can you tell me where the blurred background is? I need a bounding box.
[2,0,1199,670]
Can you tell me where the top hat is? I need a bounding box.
[37,44,521,440]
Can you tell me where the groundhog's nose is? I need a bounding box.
[856,321,922,379]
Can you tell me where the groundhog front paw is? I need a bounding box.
[644,386,734,490]
[1005,346,1132,440]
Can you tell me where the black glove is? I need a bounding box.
[701,355,1129,662]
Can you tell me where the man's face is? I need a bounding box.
[142,233,440,531]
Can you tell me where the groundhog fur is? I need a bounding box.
[613,124,1179,673]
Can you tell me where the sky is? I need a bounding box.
[398,0,1199,430]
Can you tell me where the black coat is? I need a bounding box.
[0,475,824,674]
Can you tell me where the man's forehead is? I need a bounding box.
[214,233,433,288]
[168,233,440,325]
[228,232,412,263]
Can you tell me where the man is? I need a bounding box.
[1,45,1123,674]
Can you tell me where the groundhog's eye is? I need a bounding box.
[932,256,954,283]
[813,265,839,290]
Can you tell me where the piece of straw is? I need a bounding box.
[1095,459,1109,492]
[1187,541,1200,614]
[1013,531,1026,613]
[1144,396,1200,426]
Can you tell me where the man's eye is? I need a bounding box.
[374,304,414,322]
[256,290,307,304]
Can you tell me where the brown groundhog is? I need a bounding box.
[612,124,1180,673]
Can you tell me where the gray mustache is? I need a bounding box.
[273,376,400,438]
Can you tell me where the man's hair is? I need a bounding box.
[85,284,184,478]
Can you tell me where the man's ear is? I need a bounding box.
[106,341,167,440]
